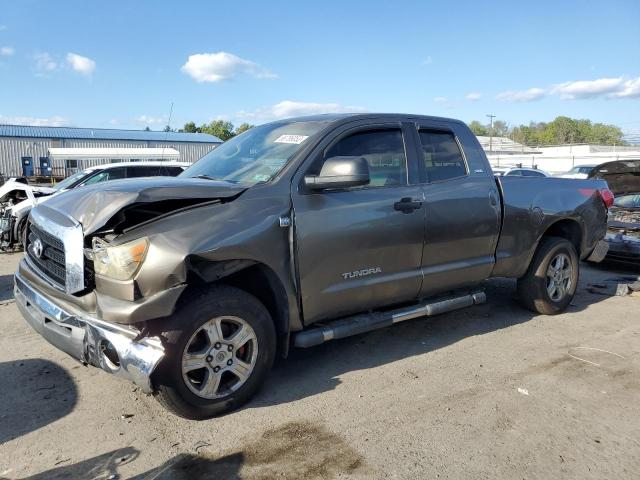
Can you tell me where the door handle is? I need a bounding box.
[394,197,423,213]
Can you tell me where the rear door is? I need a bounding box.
[292,121,425,324]
[414,122,501,296]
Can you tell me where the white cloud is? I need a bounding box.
[1,46,14,56]
[235,100,366,122]
[135,114,169,125]
[496,87,547,102]
[433,96,448,105]
[612,77,640,98]
[465,92,482,101]
[33,52,58,72]
[0,114,70,126]
[181,51,277,83]
[496,76,640,102]
[422,56,433,65]
[551,77,624,99]
[66,52,96,75]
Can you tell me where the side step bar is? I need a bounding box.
[293,291,486,348]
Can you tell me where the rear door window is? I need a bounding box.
[521,170,545,177]
[127,166,161,177]
[418,131,467,182]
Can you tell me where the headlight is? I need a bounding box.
[93,237,149,280]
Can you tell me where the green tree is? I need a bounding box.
[199,120,235,141]
[182,121,199,133]
[234,123,254,135]
[163,125,173,132]
[492,120,509,137]
[468,120,488,136]
[143,126,151,131]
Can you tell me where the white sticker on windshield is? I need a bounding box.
[274,134,309,144]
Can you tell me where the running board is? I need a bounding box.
[293,291,486,348]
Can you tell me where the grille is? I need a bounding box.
[27,222,66,287]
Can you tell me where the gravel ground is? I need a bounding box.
[0,252,639,479]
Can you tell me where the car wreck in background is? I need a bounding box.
[0,178,55,250]
[0,162,189,251]
[589,159,640,263]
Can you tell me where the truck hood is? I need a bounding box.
[39,177,247,235]
[588,160,640,196]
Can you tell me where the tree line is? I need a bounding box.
[180,120,254,140]
[150,115,625,146]
[148,120,254,140]
[468,116,626,146]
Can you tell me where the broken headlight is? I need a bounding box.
[93,237,149,281]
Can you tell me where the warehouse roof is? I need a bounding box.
[0,124,222,143]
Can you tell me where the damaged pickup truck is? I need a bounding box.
[589,159,640,263]
[15,114,612,419]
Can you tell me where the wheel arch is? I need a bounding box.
[538,218,584,257]
[178,259,292,358]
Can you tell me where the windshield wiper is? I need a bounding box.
[193,174,244,184]
[194,174,221,181]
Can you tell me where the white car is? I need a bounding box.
[1,161,189,250]
[492,167,550,177]
[556,165,598,179]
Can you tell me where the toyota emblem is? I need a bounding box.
[33,238,44,259]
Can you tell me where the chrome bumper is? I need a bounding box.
[14,271,164,393]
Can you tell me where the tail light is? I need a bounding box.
[599,188,615,208]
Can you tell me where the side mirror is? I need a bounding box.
[304,156,370,191]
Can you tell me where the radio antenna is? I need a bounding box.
[161,102,174,162]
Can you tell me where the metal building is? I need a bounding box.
[0,125,221,178]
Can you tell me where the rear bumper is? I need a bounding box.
[14,271,164,393]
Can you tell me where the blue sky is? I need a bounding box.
[0,0,639,135]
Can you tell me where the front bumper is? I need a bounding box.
[14,271,164,393]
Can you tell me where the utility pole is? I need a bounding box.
[486,114,496,152]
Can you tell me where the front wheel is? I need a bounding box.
[153,285,276,419]
[517,236,579,315]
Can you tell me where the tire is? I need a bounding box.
[153,285,276,419]
[517,236,579,315]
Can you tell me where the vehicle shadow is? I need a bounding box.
[250,272,615,409]
[9,419,364,479]
[3,447,141,480]
[6,449,244,480]
[0,274,14,302]
[0,359,77,444]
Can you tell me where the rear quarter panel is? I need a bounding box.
[492,176,608,278]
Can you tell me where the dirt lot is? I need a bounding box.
[0,252,639,479]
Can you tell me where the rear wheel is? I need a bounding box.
[517,236,579,315]
[153,285,276,419]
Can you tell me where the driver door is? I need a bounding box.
[292,123,425,324]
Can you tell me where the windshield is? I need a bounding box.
[53,169,93,190]
[614,194,640,208]
[181,121,326,185]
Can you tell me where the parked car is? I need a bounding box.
[557,164,598,179]
[0,162,189,251]
[493,167,550,177]
[588,159,640,263]
[15,113,611,419]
